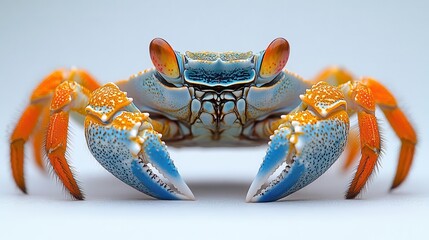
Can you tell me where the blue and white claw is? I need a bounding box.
[246,110,349,202]
[84,83,194,200]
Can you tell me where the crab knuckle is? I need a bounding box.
[353,83,376,111]
[86,83,133,122]
[301,82,347,117]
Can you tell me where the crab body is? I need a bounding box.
[9,38,417,202]
[117,66,308,147]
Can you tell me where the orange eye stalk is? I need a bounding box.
[149,38,180,79]
[259,38,290,78]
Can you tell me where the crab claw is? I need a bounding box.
[85,114,194,200]
[131,129,195,200]
[85,83,194,200]
[246,109,349,202]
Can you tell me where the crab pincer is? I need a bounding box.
[247,83,350,202]
[85,83,194,200]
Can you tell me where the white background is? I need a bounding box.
[0,0,428,239]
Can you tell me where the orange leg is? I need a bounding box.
[362,78,417,189]
[46,111,83,199]
[10,105,44,193]
[342,128,360,171]
[346,111,381,198]
[340,82,381,199]
[313,66,355,86]
[10,69,99,197]
[31,106,50,170]
[44,80,94,199]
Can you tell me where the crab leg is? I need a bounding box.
[362,78,417,189]
[45,80,94,199]
[247,82,350,202]
[10,69,100,197]
[316,67,417,190]
[342,128,360,171]
[10,70,65,192]
[340,81,381,199]
[10,105,44,193]
[85,83,194,200]
[31,107,50,170]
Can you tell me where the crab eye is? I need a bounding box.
[259,38,290,79]
[150,38,181,79]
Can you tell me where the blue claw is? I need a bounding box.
[246,118,348,202]
[86,121,194,200]
[134,130,194,200]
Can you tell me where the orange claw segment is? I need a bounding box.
[45,111,83,200]
[149,38,180,78]
[86,83,132,122]
[10,104,44,193]
[260,38,290,78]
[346,112,381,199]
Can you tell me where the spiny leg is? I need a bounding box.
[340,81,381,199]
[10,69,100,196]
[10,105,44,193]
[45,80,94,200]
[362,78,417,189]
[315,67,417,191]
[10,70,65,193]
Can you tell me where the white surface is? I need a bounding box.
[0,0,428,239]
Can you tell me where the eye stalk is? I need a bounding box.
[256,38,290,85]
[149,38,183,86]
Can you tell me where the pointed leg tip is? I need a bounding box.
[71,191,85,200]
[345,191,358,199]
[391,177,405,191]
[390,183,400,191]
[18,185,27,194]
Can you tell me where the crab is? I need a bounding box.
[9,38,417,202]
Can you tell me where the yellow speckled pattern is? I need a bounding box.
[86,83,132,122]
[352,82,376,112]
[50,81,73,111]
[111,112,151,131]
[300,82,347,117]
